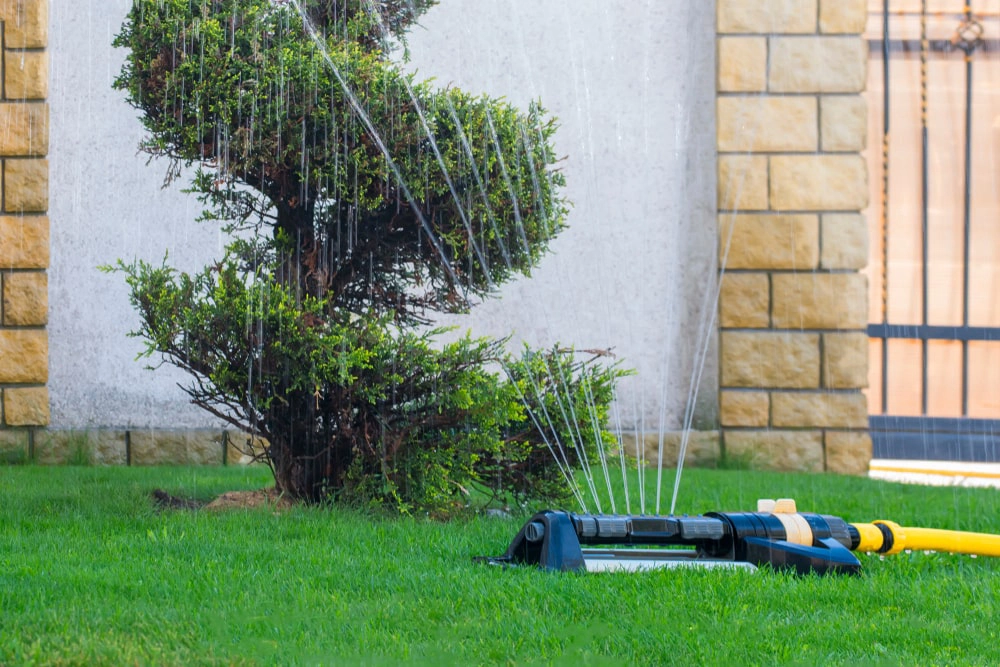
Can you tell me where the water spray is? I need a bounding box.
[478,498,1000,575]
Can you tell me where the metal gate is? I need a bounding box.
[867,1,1000,461]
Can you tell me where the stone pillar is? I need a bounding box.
[716,0,872,474]
[0,0,49,460]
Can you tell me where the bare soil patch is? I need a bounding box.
[203,488,294,512]
[151,488,294,512]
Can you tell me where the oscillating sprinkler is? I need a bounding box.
[478,499,1000,575]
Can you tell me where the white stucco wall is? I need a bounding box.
[48,1,717,430]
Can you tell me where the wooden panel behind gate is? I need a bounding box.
[865,0,1000,459]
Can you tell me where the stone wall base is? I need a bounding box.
[0,428,266,466]
[619,429,871,475]
[0,428,872,476]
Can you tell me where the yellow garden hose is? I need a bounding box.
[851,520,1000,557]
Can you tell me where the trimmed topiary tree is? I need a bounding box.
[112,0,622,509]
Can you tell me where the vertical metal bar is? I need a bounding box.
[919,1,929,416]
[960,9,975,417]
[880,0,891,415]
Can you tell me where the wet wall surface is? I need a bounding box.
[47,1,717,430]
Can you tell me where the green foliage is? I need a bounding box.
[111,250,624,510]
[112,0,617,510]
[114,0,566,321]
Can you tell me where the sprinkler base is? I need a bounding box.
[478,506,862,575]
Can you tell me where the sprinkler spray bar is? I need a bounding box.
[478,499,1000,575]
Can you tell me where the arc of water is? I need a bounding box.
[669,93,755,516]
[546,353,602,513]
[610,386,631,515]
[670,245,728,515]
[654,357,668,514]
[519,119,558,240]
[652,102,688,516]
[329,3,599,510]
[484,107,532,258]
[519,352,591,512]
[348,47,535,291]
[290,1,642,514]
[358,0,498,290]
[441,96,515,272]
[288,1,465,296]
[580,369,617,514]
[501,358,588,513]
[634,389,646,515]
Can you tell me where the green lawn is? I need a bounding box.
[2,465,999,666]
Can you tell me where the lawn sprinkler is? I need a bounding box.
[478,499,1000,575]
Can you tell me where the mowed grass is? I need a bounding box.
[2,465,1000,666]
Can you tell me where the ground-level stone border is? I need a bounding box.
[0,428,266,465]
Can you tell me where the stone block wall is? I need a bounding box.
[0,0,49,461]
[716,0,872,474]
[1,1,876,474]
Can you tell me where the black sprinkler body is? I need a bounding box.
[479,500,865,575]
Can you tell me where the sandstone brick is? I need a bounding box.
[821,213,868,269]
[33,430,127,465]
[724,429,824,472]
[824,332,868,388]
[32,431,75,464]
[620,430,720,468]
[127,430,172,465]
[718,0,817,34]
[0,329,45,382]
[718,154,768,211]
[4,385,47,425]
[31,432,68,464]
[718,96,817,153]
[2,269,45,325]
[0,215,47,268]
[771,391,868,428]
[721,331,820,388]
[718,37,767,92]
[825,430,872,475]
[819,0,867,34]
[0,427,28,462]
[130,429,226,465]
[0,103,47,155]
[92,431,128,465]
[188,430,227,464]
[720,214,819,270]
[769,37,867,93]
[4,49,47,99]
[0,0,49,48]
[771,272,867,329]
[720,390,769,427]
[5,158,47,212]
[820,95,867,151]
[770,155,868,211]
[719,272,769,328]
[34,430,85,464]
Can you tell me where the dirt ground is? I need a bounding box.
[152,487,294,512]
